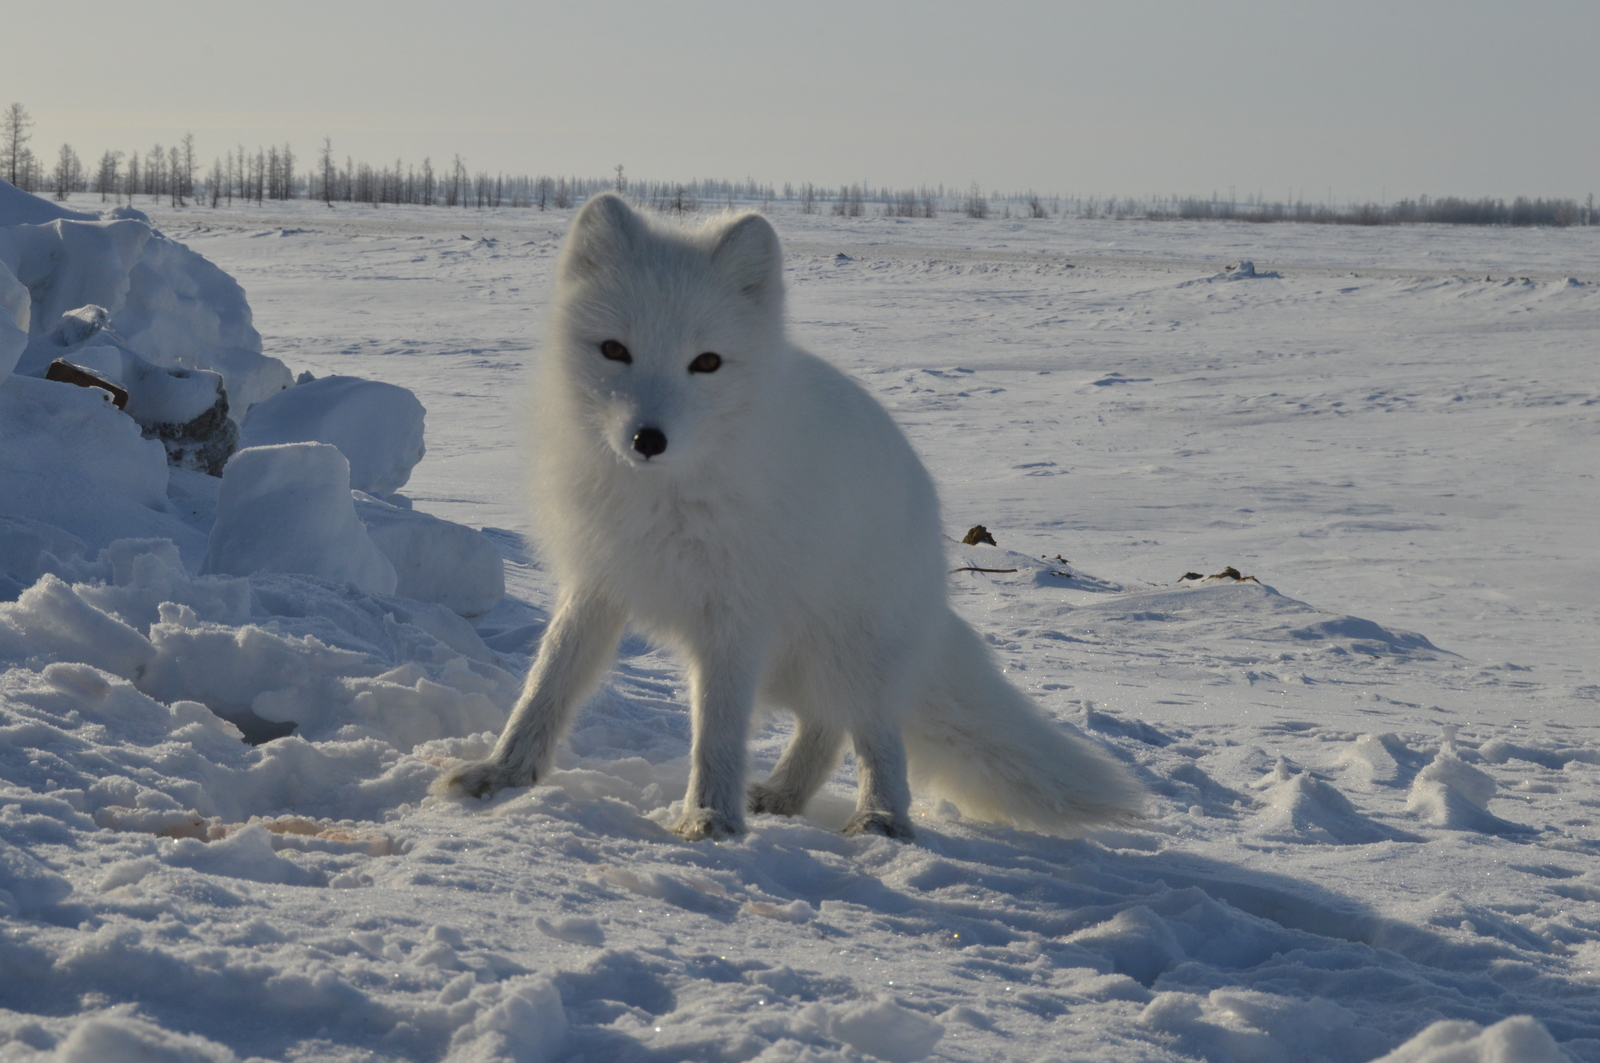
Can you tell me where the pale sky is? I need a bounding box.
[9,0,1597,202]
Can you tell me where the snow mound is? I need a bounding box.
[2,535,516,763]
[0,177,94,225]
[828,998,944,1062]
[1054,579,1448,661]
[239,375,426,496]
[1373,1016,1566,1063]
[354,492,504,617]
[0,200,290,413]
[53,1010,243,1063]
[1337,732,1412,785]
[948,542,1124,592]
[1250,761,1420,845]
[1405,749,1531,835]
[201,443,397,595]
[1139,988,1388,1063]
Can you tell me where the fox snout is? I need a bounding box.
[632,426,667,459]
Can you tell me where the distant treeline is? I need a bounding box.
[4,104,1595,227]
[1158,194,1596,227]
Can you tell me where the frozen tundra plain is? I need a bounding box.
[0,188,1598,1063]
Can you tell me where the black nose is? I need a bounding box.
[632,427,667,458]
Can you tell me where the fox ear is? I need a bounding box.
[710,212,783,306]
[560,193,643,282]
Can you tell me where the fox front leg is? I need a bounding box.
[675,640,765,841]
[436,589,626,800]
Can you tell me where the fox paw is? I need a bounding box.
[673,808,744,842]
[843,810,915,841]
[747,782,804,817]
[433,759,532,800]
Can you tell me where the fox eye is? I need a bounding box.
[689,352,722,374]
[600,340,631,363]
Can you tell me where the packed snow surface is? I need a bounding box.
[1,191,1598,1063]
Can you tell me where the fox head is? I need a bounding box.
[545,193,787,470]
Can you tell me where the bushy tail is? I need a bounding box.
[903,611,1145,835]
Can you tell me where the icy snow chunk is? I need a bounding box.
[0,574,154,679]
[240,375,426,496]
[534,915,605,946]
[829,999,944,1063]
[201,443,397,595]
[1372,1016,1565,1063]
[53,321,221,423]
[73,538,251,634]
[443,976,567,1063]
[354,492,504,617]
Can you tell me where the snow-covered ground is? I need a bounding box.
[2,191,1597,1062]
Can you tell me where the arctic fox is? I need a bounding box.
[439,194,1143,840]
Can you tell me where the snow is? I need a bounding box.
[0,189,1597,1062]
[239,374,428,497]
[0,187,291,417]
[200,442,398,595]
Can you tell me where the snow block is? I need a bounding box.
[0,258,28,377]
[240,375,426,496]
[201,443,397,594]
[0,372,172,514]
[353,491,504,617]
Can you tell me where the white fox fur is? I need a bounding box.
[438,194,1144,840]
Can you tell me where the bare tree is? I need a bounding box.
[146,144,165,202]
[180,133,197,205]
[614,163,625,195]
[209,157,223,207]
[421,157,434,206]
[318,137,335,204]
[124,150,139,201]
[799,182,816,214]
[280,142,295,199]
[95,150,122,202]
[52,143,84,200]
[168,145,182,206]
[964,181,989,219]
[2,103,32,187]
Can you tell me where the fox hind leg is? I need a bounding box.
[749,715,844,817]
[842,722,915,840]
